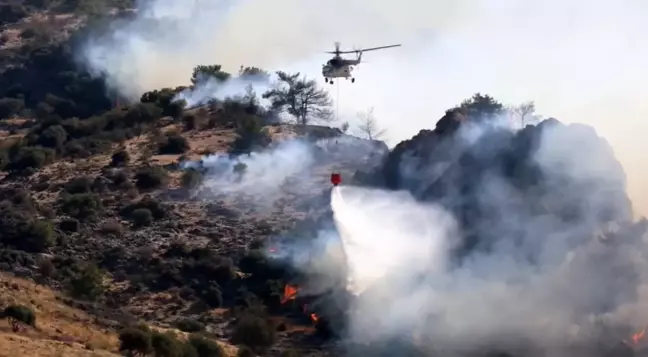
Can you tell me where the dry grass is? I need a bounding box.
[0,334,117,357]
[0,273,120,356]
[0,272,242,357]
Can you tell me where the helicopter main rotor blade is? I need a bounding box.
[324,44,401,55]
[326,50,362,54]
[356,44,402,52]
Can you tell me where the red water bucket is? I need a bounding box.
[330,173,341,186]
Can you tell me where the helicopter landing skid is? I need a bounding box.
[324,77,354,84]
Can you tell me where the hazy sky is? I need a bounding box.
[81,0,648,215]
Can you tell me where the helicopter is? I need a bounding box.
[322,42,401,84]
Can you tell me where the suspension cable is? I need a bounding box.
[336,80,340,121]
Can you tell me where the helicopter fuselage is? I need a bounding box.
[322,57,360,82]
[322,63,353,78]
[321,43,400,84]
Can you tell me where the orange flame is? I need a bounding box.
[281,284,299,304]
[632,328,645,345]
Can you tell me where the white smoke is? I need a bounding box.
[173,75,272,108]
[75,0,648,216]
[183,139,316,209]
[319,119,647,355]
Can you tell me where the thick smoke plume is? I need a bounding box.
[173,75,272,109]
[316,118,648,356]
[182,139,316,210]
[76,0,648,216]
[183,134,384,214]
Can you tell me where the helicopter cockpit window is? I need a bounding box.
[328,58,342,67]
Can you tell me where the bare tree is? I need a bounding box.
[511,101,536,127]
[262,71,333,125]
[357,107,386,140]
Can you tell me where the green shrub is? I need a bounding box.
[158,134,190,154]
[238,249,286,281]
[120,197,167,220]
[151,331,183,357]
[281,350,299,357]
[135,167,169,190]
[229,116,271,154]
[2,304,35,331]
[0,203,55,252]
[140,88,185,119]
[36,124,68,149]
[68,263,103,300]
[187,334,224,357]
[131,208,153,227]
[110,149,130,167]
[125,103,163,125]
[181,169,202,189]
[107,169,130,188]
[181,341,199,357]
[182,114,201,131]
[0,97,25,118]
[5,146,55,175]
[175,318,205,333]
[25,220,55,252]
[231,313,276,353]
[37,257,55,278]
[64,176,93,194]
[59,218,80,232]
[60,193,102,220]
[201,286,223,308]
[99,220,124,237]
[119,327,152,356]
[182,254,236,287]
[233,162,247,174]
[236,346,255,357]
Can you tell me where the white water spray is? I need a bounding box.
[330,185,456,295]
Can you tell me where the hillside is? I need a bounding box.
[0,272,119,357]
[0,3,386,356]
[0,108,383,357]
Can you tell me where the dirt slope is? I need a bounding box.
[0,273,119,357]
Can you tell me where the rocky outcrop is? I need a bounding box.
[376,110,633,258]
